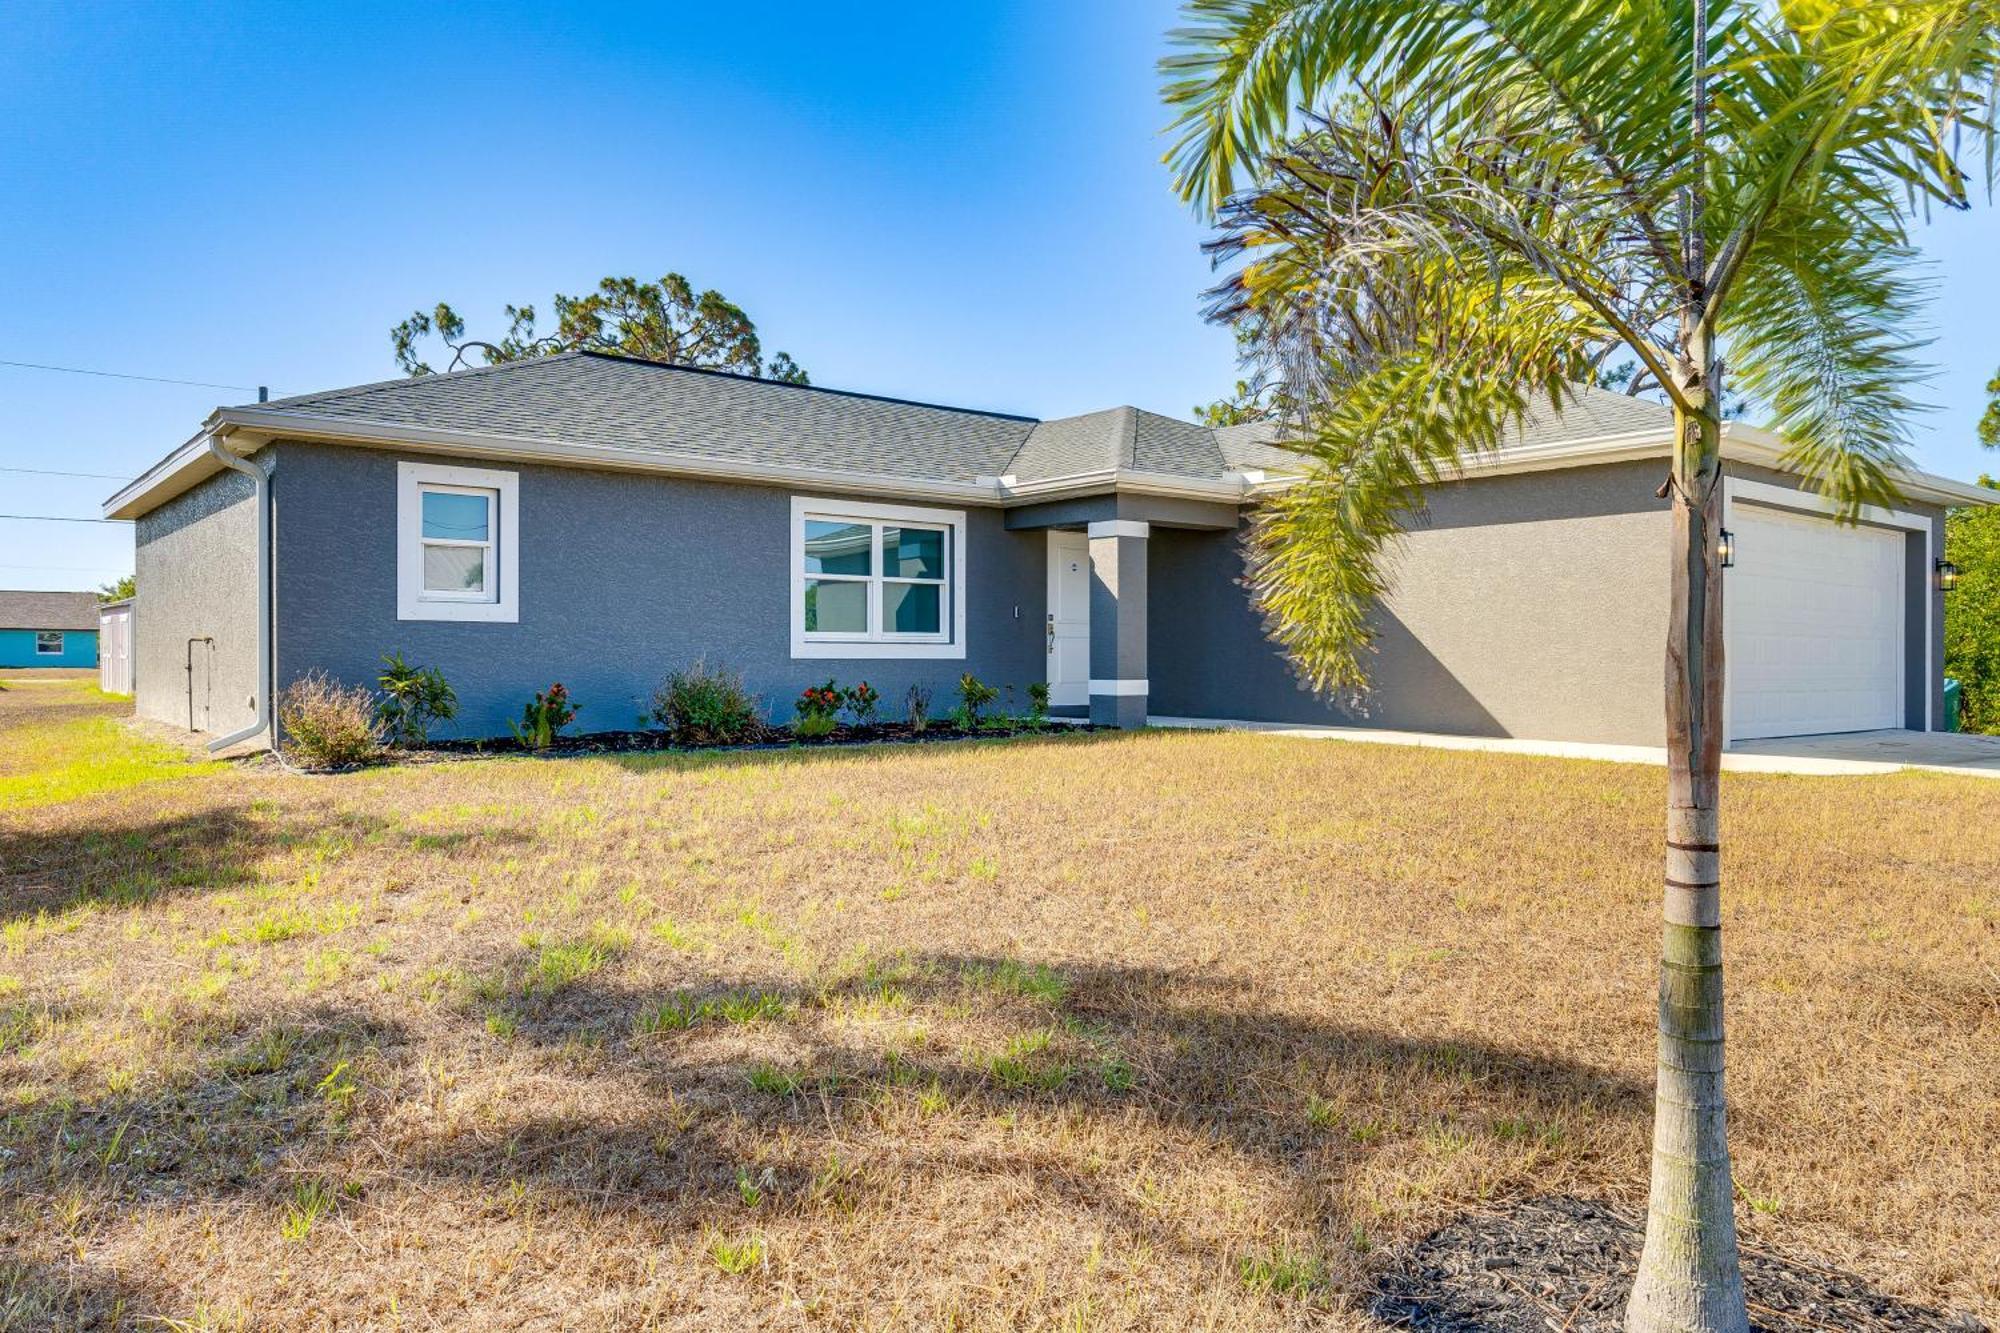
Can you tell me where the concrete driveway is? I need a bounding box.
[1151,717,2000,778]
[1729,729,2000,776]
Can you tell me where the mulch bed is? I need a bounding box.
[1370,1196,1987,1333]
[405,718,1092,759]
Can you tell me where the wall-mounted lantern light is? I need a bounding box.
[1718,528,1735,569]
[1936,557,1961,592]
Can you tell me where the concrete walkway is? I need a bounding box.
[1149,717,2000,778]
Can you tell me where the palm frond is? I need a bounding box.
[1160,0,1701,222]
[1215,108,1608,688]
[1724,205,1932,516]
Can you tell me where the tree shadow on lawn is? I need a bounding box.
[0,1254,160,1331]
[11,953,1970,1329]
[413,952,1982,1328]
[9,953,1639,1322]
[1,1001,407,1327]
[0,801,532,924]
[0,804,276,923]
[396,952,1658,1294]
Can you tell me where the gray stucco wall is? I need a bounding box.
[271,442,1047,738]
[132,465,261,735]
[1150,460,1675,744]
[1150,458,1949,745]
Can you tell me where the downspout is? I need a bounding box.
[204,433,273,753]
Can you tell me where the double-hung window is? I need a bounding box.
[790,497,966,659]
[397,461,520,622]
[35,631,63,656]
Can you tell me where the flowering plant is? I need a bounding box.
[842,680,880,726]
[510,682,578,751]
[795,680,841,721]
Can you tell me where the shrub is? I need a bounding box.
[1026,681,1051,723]
[510,683,578,751]
[277,673,384,770]
[794,680,841,736]
[842,680,880,726]
[375,652,457,745]
[652,659,759,746]
[1945,481,2000,733]
[905,683,933,733]
[954,673,999,728]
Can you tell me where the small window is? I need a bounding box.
[791,497,966,660]
[397,461,519,622]
[420,487,496,599]
[35,631,64,656]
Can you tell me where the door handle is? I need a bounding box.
[1046,612,1056,654]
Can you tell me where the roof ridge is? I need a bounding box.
[1117,405,1138,469]
[574,351,1041,423]
[250,352,585,412]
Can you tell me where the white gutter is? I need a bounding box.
[1240,424,2000,510]
[202,432,273,753]
[220,410,999,503]
[106,407,2000,523]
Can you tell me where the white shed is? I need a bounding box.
[99,598,134,695]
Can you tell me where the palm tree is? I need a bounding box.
[1159,4,1997,1330]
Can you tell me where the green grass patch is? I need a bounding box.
[1238,1243,1327,1298]
[962,958,1067,1005]
[746,1063,803,1095]
[985,1028,1071,1091]
[634,989,789,1035]
[529,940,612,992]
[0,710,223,810]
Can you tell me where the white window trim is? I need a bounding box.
[35,631,64,656]
[397,460,520,623]
[790,495,967,660]
[1720,476,1935,739]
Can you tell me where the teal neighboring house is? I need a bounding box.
[0,590,100,668]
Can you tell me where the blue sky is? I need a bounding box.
[2,1,1996,592]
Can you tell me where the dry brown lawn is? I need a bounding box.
[0,679,1994,1330]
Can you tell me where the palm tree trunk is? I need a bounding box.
[1625,350,1749,1333]
[1626,0,1748,1321]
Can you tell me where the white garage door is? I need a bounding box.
[1726,503,1905,740]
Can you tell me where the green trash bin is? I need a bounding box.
[1944,678,1961,733]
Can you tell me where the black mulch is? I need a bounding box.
[1370,1196,1986,1333]
[401,719,1094,760]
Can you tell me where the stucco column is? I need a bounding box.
[1087,519,1148,727]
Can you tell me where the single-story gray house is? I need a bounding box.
[103,351,1997,751]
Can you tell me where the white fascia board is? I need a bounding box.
[998,467,1247,505]
[1241,422,2000,510]
[103,405,1999,524]
[1722,423,1999,508]
[103,428,230,519]
[107,409,1007,518]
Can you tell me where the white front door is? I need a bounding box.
[1726,502,1905,740]
[1046,531,1090,707]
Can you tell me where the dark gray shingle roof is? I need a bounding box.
[1515,385,1673,445]
[252,353,1040,484]
[0,590,100,631]
[233,354,1678,490]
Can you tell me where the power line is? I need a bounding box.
[0,562,131,573]
[0,513,131,524]
[0,357,257,393]
[0,463,135,481]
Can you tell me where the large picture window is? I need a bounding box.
[790,497,966,659]
[397,461,519,623]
